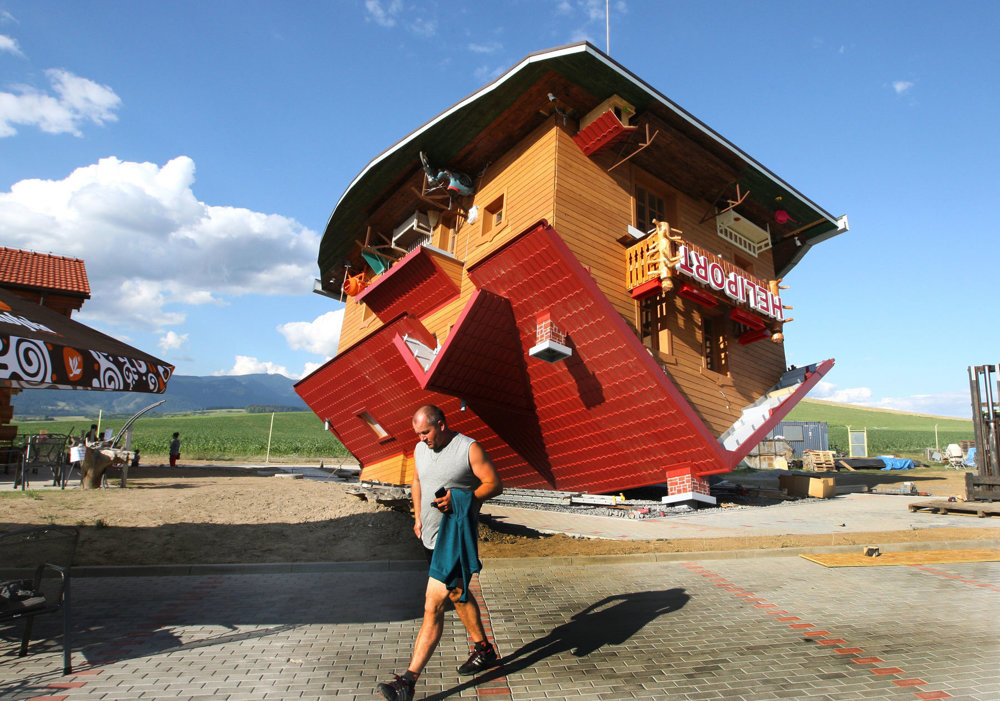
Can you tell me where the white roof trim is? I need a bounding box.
[327,42,839,232]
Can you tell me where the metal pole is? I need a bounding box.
[19,442,29,491]
[265,412,275,464]
[606,0,610,54]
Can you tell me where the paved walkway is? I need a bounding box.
[3,556,998,700]
[5,464,1000,699]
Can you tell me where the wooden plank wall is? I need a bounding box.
[336,116,789,439]
[337,119,559,357]
[419,119,558,344]
[551,125,787,436]
[338,297,379,353]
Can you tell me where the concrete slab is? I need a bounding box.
[482,493,1000,541]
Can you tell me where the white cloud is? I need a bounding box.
[0,11,17,25]
[111,279,187,328]
[364,1,436,37]
[867,392,970,419]
[215,355,292,377]
[0,34,22,56]
[556,0,618,23]
[277,309,343,357]
[582,0,606,22]
[473,64,507,83]
[158,330,189,352]
[410,17,437,37]
[892,80,914,95]
[810,381,873,404]
[556,0,625,48]
[0,155,321,332]
[301,361,323,378]
[0,68,121,137]
[467,42,501,54]
[809,382,970,418]
[365,0,403,27]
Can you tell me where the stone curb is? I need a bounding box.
[72,537,1000,577]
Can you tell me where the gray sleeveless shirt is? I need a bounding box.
[415,432,479,549]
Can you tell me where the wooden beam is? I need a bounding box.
[698,180,741,224]
[410,187,451,210]
[779,217,827,239]
[607,124,658,172]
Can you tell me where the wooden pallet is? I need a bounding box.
[965,472,1000,501]
[908,499,1000,518]
[803,450,836,472]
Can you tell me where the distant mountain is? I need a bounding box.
[12,373,308,417]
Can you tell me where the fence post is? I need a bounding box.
[265,412,275,464]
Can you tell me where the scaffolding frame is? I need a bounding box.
[968,364,1000,480]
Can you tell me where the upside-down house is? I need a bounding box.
[296,43,848,503]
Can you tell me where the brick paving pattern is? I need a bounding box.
[2,558,997,700]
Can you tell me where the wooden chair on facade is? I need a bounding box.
[0,526,80,674]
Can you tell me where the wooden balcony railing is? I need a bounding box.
[625,235,662,290]
[626,227,771,296]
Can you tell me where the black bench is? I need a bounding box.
[0,526,79,674]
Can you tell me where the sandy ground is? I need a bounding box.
[2,464,993,567]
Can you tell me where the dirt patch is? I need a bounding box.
[1,466,993,567]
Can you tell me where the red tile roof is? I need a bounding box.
[0,248,91,297]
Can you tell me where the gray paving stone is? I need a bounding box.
[2,555,997,699]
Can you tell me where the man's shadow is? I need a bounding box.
[426,588,690,699]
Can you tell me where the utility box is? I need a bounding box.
[764,421,829,458]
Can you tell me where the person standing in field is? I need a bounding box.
[376,405,503,701]
[168,432,181,468]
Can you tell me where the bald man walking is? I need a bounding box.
[376,405,503,701]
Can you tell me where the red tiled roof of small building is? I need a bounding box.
[0,247,91,297]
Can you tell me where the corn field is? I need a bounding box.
[19,411,350,461]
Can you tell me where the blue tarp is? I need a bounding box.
[963,447,977,468]
[878,456,914,470]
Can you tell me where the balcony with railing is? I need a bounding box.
[625,223,787,344]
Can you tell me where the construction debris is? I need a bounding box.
[803,450,836,472]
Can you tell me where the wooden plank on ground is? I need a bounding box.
[908,499,1000,518]
[801,549,1000,568]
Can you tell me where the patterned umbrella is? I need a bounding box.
[0,288,173,393]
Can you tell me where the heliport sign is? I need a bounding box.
[675,244,784,321]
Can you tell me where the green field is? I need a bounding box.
[786,399,974,459]
[18,411,350,461]
[16,399,975,463]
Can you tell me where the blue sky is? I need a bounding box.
[1,1,996,419]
